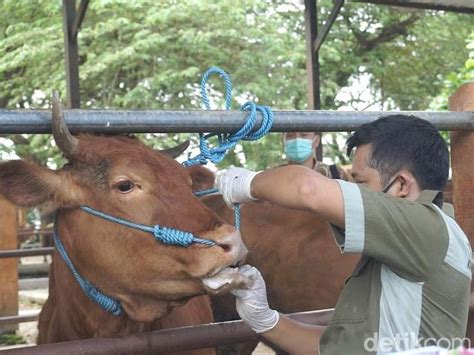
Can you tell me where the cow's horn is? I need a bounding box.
[52,91,78,158]
[158,140,190,159]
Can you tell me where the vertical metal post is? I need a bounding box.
[62,0,81,108]
[0,197,18,334]
[304,0,323,161]
[313,0,345,54]
[448,82,474,342]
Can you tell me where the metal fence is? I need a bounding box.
[0,109,472,133]
[0,248,53,259]
[0,229,53,259]
[1,309,333,354]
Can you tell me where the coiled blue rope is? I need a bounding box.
[184,67,274,166]
[185,67,273,230]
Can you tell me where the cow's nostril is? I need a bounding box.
[214,229,247,263]
[217,242,231,253]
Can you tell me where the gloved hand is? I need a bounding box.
[215,167,260,208]
[231,265,280,333]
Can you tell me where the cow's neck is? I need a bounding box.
[39,252,164,343]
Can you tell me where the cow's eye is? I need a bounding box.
[115,180,135,193]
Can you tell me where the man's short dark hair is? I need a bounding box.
[346,115,449,191]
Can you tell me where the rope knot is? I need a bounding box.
[86,284,122,315]
[153,225,194,246]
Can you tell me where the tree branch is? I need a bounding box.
[353,13,420,55]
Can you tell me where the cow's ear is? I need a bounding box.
[0,160,79,208]
[187,165,215,193]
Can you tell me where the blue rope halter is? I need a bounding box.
[54,204,217,316]
[53,226,123,316]
[79,206,216,246]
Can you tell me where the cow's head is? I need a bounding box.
[0,94,247,322]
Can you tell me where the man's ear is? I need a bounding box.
[0,160,80,208]
[394,170,418,199]
[187,165,215,193]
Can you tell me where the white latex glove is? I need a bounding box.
[215,167,260,208]
[231,265,280,333]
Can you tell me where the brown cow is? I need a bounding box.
[0,95,248,354]
[186,166,361,354]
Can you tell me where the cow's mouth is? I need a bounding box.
[201,267,252,295]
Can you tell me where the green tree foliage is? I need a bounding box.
[0,0,472,169]
[429,30,474,143]
[433,30,474,110]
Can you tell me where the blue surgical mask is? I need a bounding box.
[284,138,314,162]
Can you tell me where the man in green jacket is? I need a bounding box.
[216,115,471,354]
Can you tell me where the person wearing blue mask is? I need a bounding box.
[283,131,346,179]
[282,131,320,169]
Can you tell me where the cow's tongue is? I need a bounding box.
[202,267,251,292]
